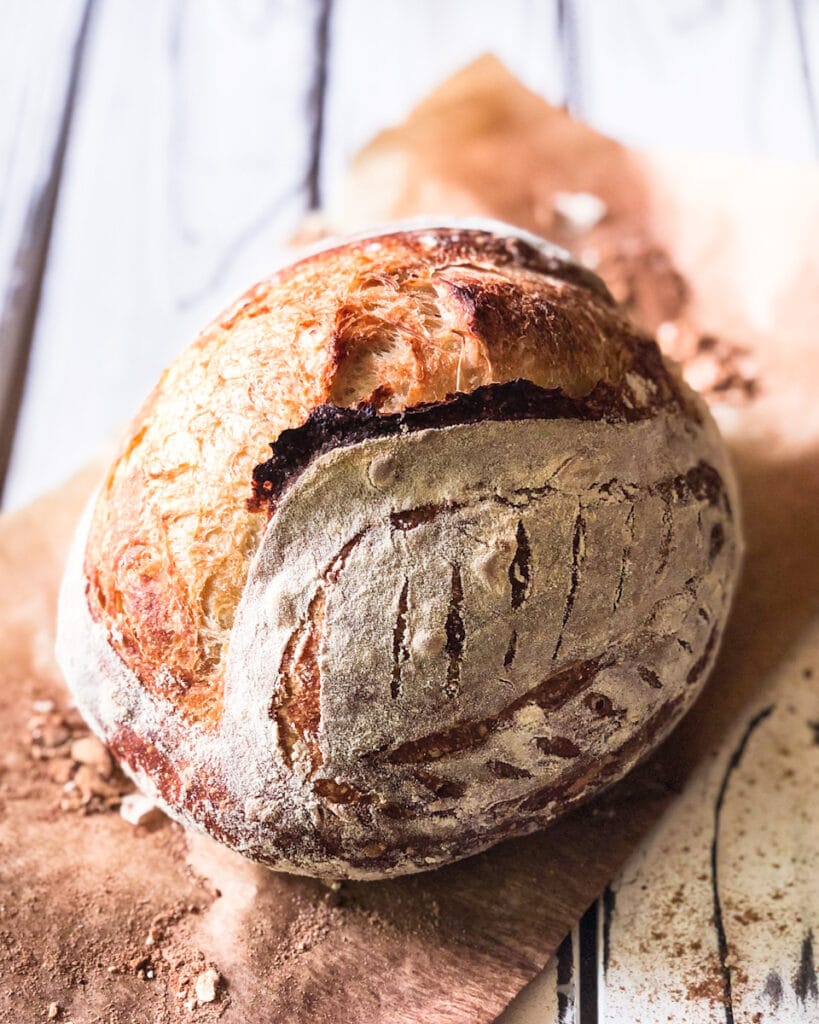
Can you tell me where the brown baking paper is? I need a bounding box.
[2,57,818,1023]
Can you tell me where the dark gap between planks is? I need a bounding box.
[0,0,95,503]
[306,0,333,211]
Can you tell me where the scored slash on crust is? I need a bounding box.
[249,371,690,519]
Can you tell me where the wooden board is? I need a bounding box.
[601,645,819,1022]
[320,0,565,207]
[2,48,819,1024]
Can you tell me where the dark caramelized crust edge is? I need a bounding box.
[251,335,690,518]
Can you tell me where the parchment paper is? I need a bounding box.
[1,57,817,1023]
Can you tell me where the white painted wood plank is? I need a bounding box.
[498,954,561,1024]
[570,0,818,160]
[499,929,578,1024]
[599,626,819,1022]
[0,1,84,289]
[719,691,819,1021]
[0,0,88,487]
[321,0,566,209]
[3,0,320,510]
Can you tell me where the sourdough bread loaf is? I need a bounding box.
[57,221,741,878]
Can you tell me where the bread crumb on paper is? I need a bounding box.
[27,702,131,813]
[552,190,608,232]
[195,967,221,1004]
[120,792,163,827]
[69,735,112,776]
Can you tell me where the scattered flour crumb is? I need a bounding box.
[552,191,607,232]
[119,793,161,827]
[195,967,221,1004]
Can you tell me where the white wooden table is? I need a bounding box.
[1,3,817,1022]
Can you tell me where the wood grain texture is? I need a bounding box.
[0,0,90,495]
[600,655,819,1022]
[3,0,323,511]
[498,932,577,1024]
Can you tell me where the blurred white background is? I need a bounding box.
[0,0,816,512]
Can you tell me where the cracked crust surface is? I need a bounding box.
[59,221,741,878]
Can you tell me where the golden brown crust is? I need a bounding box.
[84,226,667,726]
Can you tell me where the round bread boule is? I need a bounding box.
[57,220,741,879]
